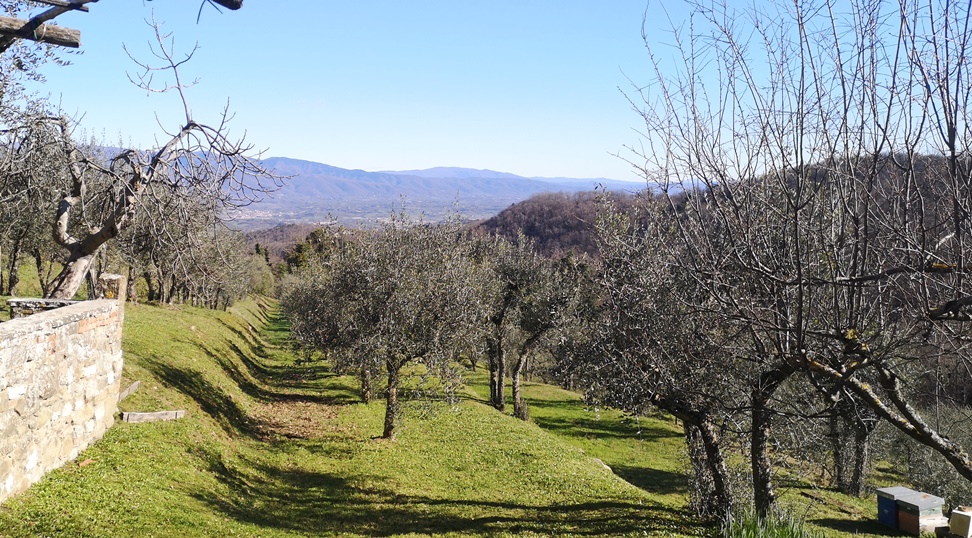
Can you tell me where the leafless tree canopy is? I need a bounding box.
[596,0,972,517]
[0,18,280,300]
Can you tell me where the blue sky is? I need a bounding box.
[26,1,688,181]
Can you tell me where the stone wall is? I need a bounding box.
[0,299,124,504]
[7,298,78,319]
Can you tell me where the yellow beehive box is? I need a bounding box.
[951,507,972,538]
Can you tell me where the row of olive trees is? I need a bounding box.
[279,216,582,439]
[278,0,972,522]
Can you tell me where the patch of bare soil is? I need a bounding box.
[251,400,340,440]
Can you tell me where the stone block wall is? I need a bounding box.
[0,299,123,504]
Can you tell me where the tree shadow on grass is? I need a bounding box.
[142,355,260,438]
[189,446,712,537]
[199,342,359,406]
[811,517,888,535]
[528,398,682,442]
[214,317,344,394]
[610,465,688,496]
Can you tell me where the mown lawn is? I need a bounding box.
[0,297,895,537]
[464,373,896,537]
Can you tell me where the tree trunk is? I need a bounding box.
[749,365,793,517]
[126,265,138,303]
[849,422,872,497]
[383,359,401,440]
[829,413,848,491]
[46,252,95,299]
[85,267,97,299]
[698,419,731,518]
[751,391,776,518]
[684,420,732,518]
[512,356,529,421]
[494,352,506,412]
[487,335,507,412]
[143,271,157,302]
[0,243,4,296]
[360,366,373,404]
[5,240,21,295]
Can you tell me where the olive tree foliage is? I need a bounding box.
[0,107,63,294]
[0,1,75,294]
[624,0,972,516]
[111,177,269,307]
[280,215,486,440]
[475,233,575,420]
[576,199,738,518]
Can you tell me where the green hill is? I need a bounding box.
[0,299,889,537]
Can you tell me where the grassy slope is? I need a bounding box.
[0,300,715,537]
[471,378,894,537]
[0,292,898,537]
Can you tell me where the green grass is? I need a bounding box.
[465,374,899,538]
[463,370,691,508]
[0,297,896,537]
[0,300,710,537]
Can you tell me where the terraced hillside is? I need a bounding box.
[0,299,889,537]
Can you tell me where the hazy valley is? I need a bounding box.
[232,156,644,229]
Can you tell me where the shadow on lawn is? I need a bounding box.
[527,398,682,442]
[201,342,358,406]
[611,465,687,497]
[525,396,689,497]
[190,447,712,537]
[214,316,347,394]
[812,517,887,535]
[142,355,259,437]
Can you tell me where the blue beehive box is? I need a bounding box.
[876,487,918,528]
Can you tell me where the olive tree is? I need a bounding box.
[282,215,485,440]
[475,234,574,420]
[571,199,738,518]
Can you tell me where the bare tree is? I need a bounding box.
[627,0,972,516]
[32,21,279,299]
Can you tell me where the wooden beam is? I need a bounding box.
[122,410,186,423]
[211,0,242,10]
[32,1,91,13]
[118,380,141,402]
[0,15,81,48]
[0,0,96,53]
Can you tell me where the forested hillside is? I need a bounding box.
[475,191,648,257]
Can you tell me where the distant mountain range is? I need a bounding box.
[232,157,645,230]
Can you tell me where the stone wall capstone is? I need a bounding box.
[0,299,123,504]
